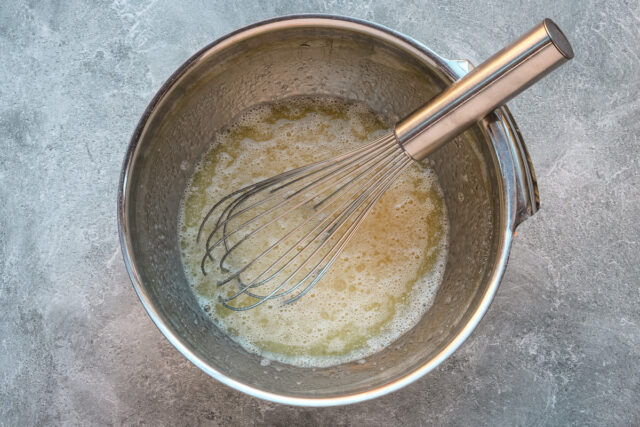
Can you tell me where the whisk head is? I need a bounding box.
[197,131,413,311]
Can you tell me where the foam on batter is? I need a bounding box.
[178,96,448,367]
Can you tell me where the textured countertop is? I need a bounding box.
[1,1,639,425]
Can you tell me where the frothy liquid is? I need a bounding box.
[179,96,448,367]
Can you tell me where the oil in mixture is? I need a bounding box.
[179,96,448,367]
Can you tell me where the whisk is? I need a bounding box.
[197,19,573,311]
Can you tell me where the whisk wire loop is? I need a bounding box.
[198,132,413,310]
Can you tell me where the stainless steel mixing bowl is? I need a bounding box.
[118,15,539,406]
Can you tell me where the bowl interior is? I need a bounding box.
[122,22,499,400]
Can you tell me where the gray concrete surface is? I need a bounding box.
[1,0,638,425]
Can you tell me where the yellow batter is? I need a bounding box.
[179,96,448,367]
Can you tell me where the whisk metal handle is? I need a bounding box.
[396,18,573,161]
